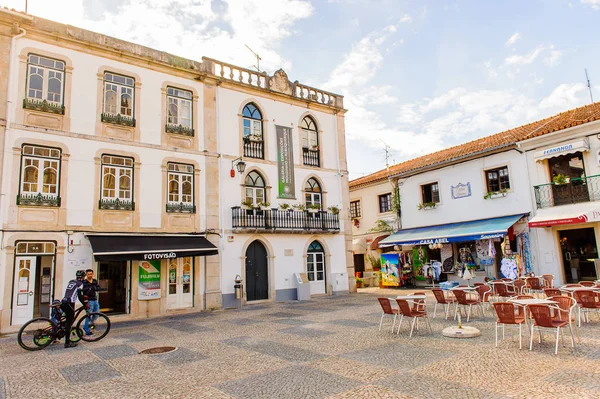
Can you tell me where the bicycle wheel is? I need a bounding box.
[76,312,111,342]
[70,327,82,343]
[18,317,57,351]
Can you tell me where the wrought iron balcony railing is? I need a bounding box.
[99,198,135,211]
[165,124,194,136]
[166,202,196,213]
[302,147,320,167]
[534,175,600,208]
[17,193,61,207]
[232,207,339,232]
[23,98,65,115]
[101,113,136,127]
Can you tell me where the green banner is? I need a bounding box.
[138,260,161,300]
[276,125,295,199]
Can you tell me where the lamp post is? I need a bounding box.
[230,157,246,177]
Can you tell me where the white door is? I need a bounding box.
[167,257,193,309]
[12,256,37,325]
[307,252,326,295]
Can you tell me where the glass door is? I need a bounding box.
[307,252,325,295]
[167,257,193,309]
[12,256,37,325]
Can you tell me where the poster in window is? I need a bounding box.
[380,253,400,287]
[17,293,28,306]
[138,260,161,300]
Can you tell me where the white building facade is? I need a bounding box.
[0,11,352,333]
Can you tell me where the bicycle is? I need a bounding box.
[17,304,111,351]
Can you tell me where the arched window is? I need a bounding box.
[307,240,325,286]
[300,116,318,149]
[301,116,319,167]
[305,178,322,209]
[242,103,264,159]
[244,170,266,206]
[242,103,262,140]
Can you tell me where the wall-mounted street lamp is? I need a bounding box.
[230,157,246,177]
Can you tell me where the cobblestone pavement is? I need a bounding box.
[1,289,600,399]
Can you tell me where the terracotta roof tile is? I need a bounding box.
[350,102,600,189]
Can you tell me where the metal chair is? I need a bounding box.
[476,285,493,312]
[395,298,432,338]
[377,298,399,332]
[543,288,561,298]
[493,302,526,349]
[541,274,554,288]
[525,277,544,297]
[528,304,575,355]
[513,279,526,295]
[573,290,600,327]
[453,289,485,322]
[579,281,595,287]
[431,288,455,319]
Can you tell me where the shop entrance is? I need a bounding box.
[167,257,193,309]
[98,260,129,314]
[11,242,55,326]
[245,240,268,301]
[307,241,326,295]
[559,228,598,283]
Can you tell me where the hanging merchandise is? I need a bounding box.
[412,247,427,281]
[500,256,518,279]
[518,232,533,274]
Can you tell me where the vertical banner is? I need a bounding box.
[380,253,400,287]
[138,260,161,300]
[276,125,295,199]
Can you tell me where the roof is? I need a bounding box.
[349,102,600,189]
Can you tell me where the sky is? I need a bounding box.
[4,0,600,180]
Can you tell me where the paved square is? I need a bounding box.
[2,290,600,398]
[59,361,120,384]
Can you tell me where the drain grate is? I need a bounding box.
[139,346,177,355]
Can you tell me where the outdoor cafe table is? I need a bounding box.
[395,295,427,300]
[449,286,477,291]
[508,298,558,328]
[559,286,600,294]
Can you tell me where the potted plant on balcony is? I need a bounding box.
[248,134,262,142]
[279,202,291,211]
[311,144,319,151]
[417,201,436,210]
[483,188,508,200]
[292,203,306,212]
[307,204,321,213]
[241,198,254,209]
[327,205,340,215]
[258,201,270,210]
[552,174,569,185]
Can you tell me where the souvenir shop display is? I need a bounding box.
[380,253,400,287]
[413,247,427,281]
[398,251,415,287]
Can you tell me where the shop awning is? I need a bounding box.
[379,214,525,247]
[533,139,589,161]
[528,203,600,228]
[87,234,219,261]
[370,235,390,250]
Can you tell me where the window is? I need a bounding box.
[24,54,65,114]
[485,166,510,192]
[167,163,195,213]
[166,87,193,136]
[17,145,61,206]
[305,178,322,210]
[242,103,264,159]
[101,72,135,126]
[378,193,392,213]
[350,200,361,218]
[100,155,134,210]
[301,116,319,167]
[421,183,440,204]
[244,171,265,206]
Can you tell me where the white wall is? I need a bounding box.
[400,150,533,229]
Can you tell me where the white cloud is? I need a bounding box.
[400,13,412,23]
[504,46,547,66]
[483,60,498,79]
[544,48,563,66]
[539,83,587,109]
[361,86,398,105]
[505,32,521,47]
[5,0,313,73]
[530,72,544,85]
[581,0,600,10]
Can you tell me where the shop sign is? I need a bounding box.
[451,182,471,199]
[534,138,589,160]
[276,125,295,199]
[143,252,176,260]
[138,260,161,300]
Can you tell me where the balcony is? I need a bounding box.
[302,147,320,167]
[243,137,264,159]
[534,175,600,208]
[231,207,339,233]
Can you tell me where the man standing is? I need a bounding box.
[61,270,87,348]
[82,269,101,336]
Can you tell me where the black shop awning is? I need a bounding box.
[87,234,219,261]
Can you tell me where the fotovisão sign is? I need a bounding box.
[138,260,161,300]
[276,125,295,199]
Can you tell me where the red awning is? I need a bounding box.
[528,204,600,228]
[370,235,390,250]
